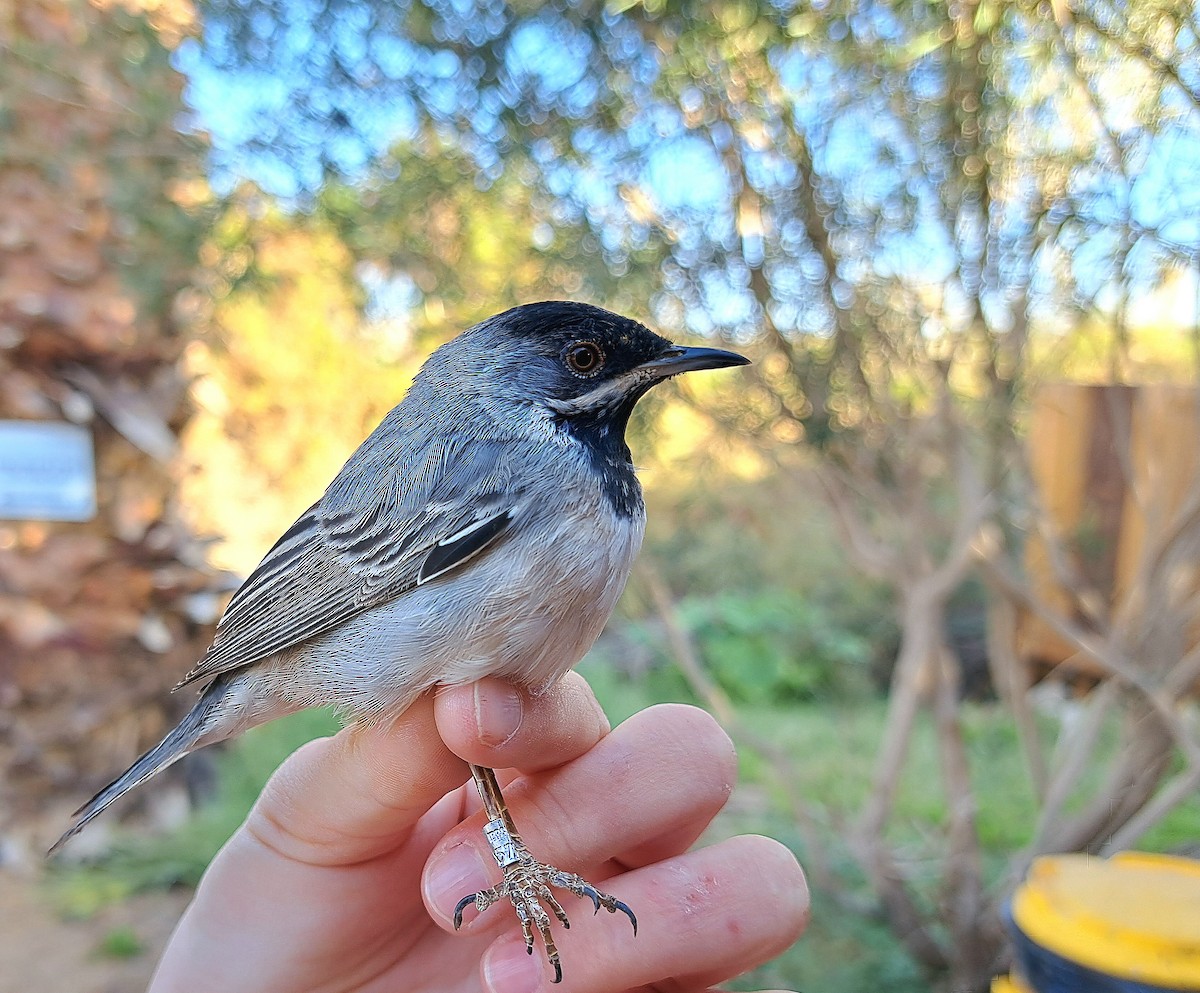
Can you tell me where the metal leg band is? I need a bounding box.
[483,816,521,867]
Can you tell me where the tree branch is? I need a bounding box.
[974,546,1200,766]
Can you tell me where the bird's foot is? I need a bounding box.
[452,817,637,984]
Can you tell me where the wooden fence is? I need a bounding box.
[1018,383,1200,679]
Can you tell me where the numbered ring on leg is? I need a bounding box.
[483,817,521,867]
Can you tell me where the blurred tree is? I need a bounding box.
[180,196,401,571]
[179,0,1200,987]
[0,0,222,856]
[315,133,663,332]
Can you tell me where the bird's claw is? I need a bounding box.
[452,836,636,984]
[574,880,637,933]
[452,893,476,931]
[583,884,601,914]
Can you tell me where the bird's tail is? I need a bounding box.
[48,679,228,856]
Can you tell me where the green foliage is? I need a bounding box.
[98,925,144,959]
[315,136,661,339]
[611,589,876,704]
[1143,796,1200,854]
[689,591,874,702]
[51,867,145,921]
[617,473,898,703]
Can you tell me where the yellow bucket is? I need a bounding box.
[1007,852,1200,991]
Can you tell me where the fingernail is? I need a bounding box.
[484,939,544,993]
[426,843,493,915]
[474,679,524,747]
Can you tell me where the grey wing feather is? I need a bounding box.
[176,504,364,688]
[177,428,521,689]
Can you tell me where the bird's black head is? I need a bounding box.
[481,301,748,428]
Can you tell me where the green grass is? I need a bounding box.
[97,925,145,959]
[48,669,1200,993]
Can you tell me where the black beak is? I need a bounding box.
[638,344,751,379]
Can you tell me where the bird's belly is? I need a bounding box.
[285,502,645,721]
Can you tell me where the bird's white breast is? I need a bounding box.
[264,446,645,722]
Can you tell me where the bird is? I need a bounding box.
[51,300,749,981]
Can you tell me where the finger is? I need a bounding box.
[479,836,809,993]
[243,692,468,866]
[434,672,611,772]
[423,704,737,927]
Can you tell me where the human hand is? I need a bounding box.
[149,673,809,992]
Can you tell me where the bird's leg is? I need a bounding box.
[453,764,637,984]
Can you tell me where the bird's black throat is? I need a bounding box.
[560,404,645,519]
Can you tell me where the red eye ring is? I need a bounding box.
[564,341,604,377]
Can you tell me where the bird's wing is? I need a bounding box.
[176,433,521,689]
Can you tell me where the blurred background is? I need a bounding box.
[1,0,1198,990]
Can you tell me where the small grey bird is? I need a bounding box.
[52,300,748,981]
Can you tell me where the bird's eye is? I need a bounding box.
[564,341,605,377]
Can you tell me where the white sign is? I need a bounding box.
[0,421,96,522]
